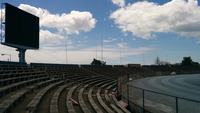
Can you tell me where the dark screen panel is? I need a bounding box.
[5,3,39,49]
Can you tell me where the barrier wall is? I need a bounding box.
[127,85,200,113]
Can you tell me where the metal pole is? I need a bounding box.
[127,75,129,105]
[9,54,11,61]
[17,48,26,63]
[101,36,103,61]
[176,97,178,113]
[142,89,145,113]
[65,37,68,64]
[142,54,145,65]
[96,47,97,59]
[120,47,122,64]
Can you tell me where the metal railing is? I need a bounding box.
[126,85,200,113]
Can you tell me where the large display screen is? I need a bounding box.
[3,3,39,49]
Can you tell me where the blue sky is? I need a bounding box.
[0,0,200,65]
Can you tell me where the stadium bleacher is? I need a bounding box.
[1,61,200,113]
[0,61,131,113]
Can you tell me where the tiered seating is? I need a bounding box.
[96,81,115,113]
[0,61,132,113]
[88,86,104,113]
[87,79,115,113]
[110,104,123,113]
[78,77,111,113]
[27,81,63,113]
[31,63,132,113]
[0,88,28,113]
[111,89,131,113]
[0,76,47,97]
[66,84,80,113]
[0,62,49,97]
[78,84,91,113]
[81,65,120,78]
[0,62,53,113]
[104,83,115,103]
[102,81,132,113]
[31,63,91,78]
[50,84,71,113]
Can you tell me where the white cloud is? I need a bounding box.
[0,3,98,63]
[17,4,97,48]
[40,29,64,44]
[110,0,200,39]
[25,45,154,64]
[39,31,71,49]
[0,9,5,39]
[19,4,96,34]
[117,42,128,48]
[112,0,125,7]
[0,45,18,62]
[0,8,5,20]
[82,46,153,63]
[0,3,155,64]
[103,38,117,43]
[1,4,96,47]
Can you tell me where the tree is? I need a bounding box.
[155,57,160,65]
[181,57,193,66]
[155,56,170,65]
[91,58,106,65]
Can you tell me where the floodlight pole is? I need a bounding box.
[65,37,68,64]
[101,36,103,61]
[17,48,26,63]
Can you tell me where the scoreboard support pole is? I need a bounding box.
[17,48,26,63]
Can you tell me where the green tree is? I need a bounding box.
[181,57,193,66]
[91,58,106,65]
[155,57,160,65]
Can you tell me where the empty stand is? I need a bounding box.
[0,62,132,113]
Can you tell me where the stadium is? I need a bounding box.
[0,1,200,113]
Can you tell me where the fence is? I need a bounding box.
[127,85,200,113]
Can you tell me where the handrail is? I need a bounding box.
[128,84,200,113]
[128,85,200,103]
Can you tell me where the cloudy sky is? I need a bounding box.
[0,0,200,65]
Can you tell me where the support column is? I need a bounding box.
[17,48,26,63]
